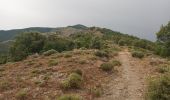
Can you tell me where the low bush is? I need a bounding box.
[58,94,82,100]
[64,53,72,58]
[0,54,7,64]
[61,80,70,90]
[112,60,121,66]
[132,51,144,58]
[68,73,83,88]
[147,74,170,100]
[94,50,108,58]
[118,39,127,46]
[61,73,83,90]
[90,88,103,97]
[78,59,87,64]
[0,80,11,91]
[15,89,28,100]
[157,65,170,73]
[72,69,83,76]
[43,49,58,56]
[100,62,114,71]
[48,60,58,67]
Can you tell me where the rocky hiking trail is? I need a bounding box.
[97,50,153,100]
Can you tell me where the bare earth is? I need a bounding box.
[97,50,153,100]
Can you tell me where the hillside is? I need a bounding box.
[0,46,169,100]
[0,24,170,100]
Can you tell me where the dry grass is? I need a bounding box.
[0,49,119,99]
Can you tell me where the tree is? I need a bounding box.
[157,22,170,43]
[43,34,74,52]
[156,21,170,57]
[9,32,46,61]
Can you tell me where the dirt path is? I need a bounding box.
[97,50,150,100]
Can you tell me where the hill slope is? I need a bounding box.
[0,25,169,100]
[0,24,88,42]
[0,27,56,42]
[0,47,168,100]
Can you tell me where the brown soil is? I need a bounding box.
[0,49,117,100]
[0,49,160,100]
[96,49,155,100]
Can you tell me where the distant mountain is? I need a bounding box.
[0,27,57,42]
[0,25,88,42]
[68,24,88,30]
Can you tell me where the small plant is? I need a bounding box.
[157,65,170,73]
[34,80,46,87]
[0,55,7,65]
[78,59,87,64]
[31,69,41,74]
[0,80,11,91]
[43,49,58,56]
[112,60,121,66]
[132,51,144,59]
[64,53,72,58]
[68,73,83,88]
[94,50,108,58]
[15,89,28,100]
[147,74,170,100]
[61,73,83,90]
[58,94,82,100]
[31,69,47,75]
[118,39,127,46]
[72,69,83,76]
[48,60,58,67]
[100,62,114,71]
[61,80,70,90]
[27,61,35,66]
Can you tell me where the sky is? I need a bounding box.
[0,0,170,41]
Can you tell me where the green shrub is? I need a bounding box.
[68,73,83,88]
[72,69,83,76]
[132,51,144,58]
[157,66,170,73]
[94,50,108,58]
[61,80,70,90]
[112,60,121,66]
[156,21,170,57]
[0,54,7,64]
[61,73,83,90]
[118,39,127,46]
[0,80,11,91]
[78,60,87,64]
[48,60,58,67]
[100,62,114,71]
[64,53,72,58]
[43,49,58,56]
[43,35,75,52]
[15,89,28,100]
[118,38,133,46]
[72,33,103,49]
[90,37,103,49]
[147,74,170,100]
[58,94,82,100]
[9,32,46,61]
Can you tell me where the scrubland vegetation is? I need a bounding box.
[0,22,170,100]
